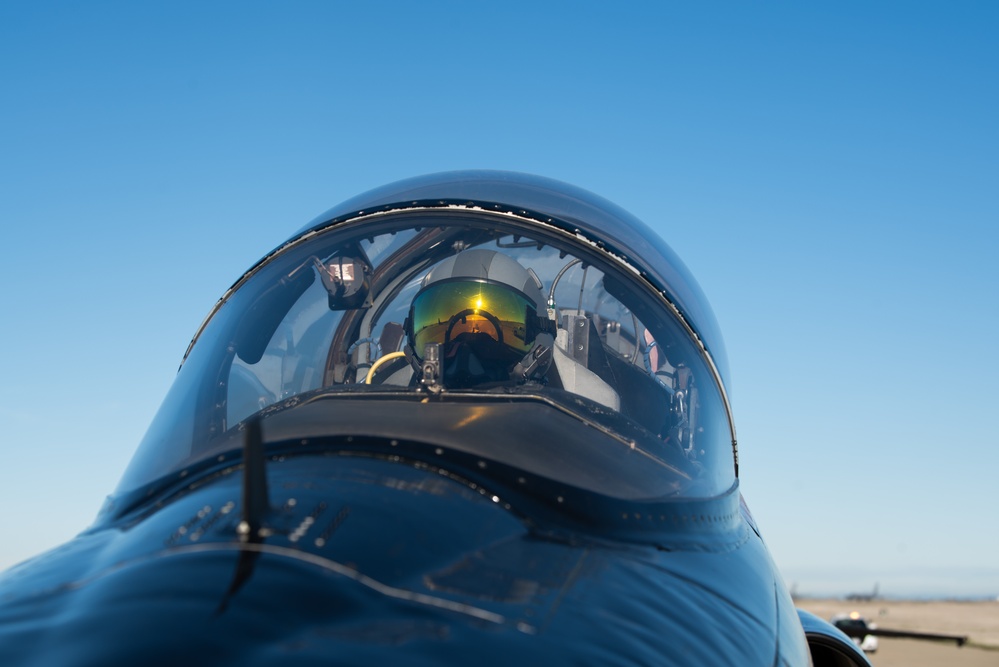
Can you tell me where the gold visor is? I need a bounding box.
[411,280,535,354]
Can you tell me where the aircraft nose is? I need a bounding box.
[0,455,801,665]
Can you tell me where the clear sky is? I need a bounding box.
[1,3,996,598]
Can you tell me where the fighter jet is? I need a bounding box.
[0,171,871,665]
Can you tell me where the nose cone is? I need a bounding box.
[0,455,804,665]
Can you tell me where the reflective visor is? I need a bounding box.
[411,280,535,354]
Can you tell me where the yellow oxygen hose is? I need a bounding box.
[364,351,408,384]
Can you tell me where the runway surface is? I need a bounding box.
[796,598,999,667]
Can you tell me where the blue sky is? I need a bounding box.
[1,3,996,598]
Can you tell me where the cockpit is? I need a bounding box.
[115,173,737,507]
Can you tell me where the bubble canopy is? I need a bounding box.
[117,172,736,505]
[299,171,729,383]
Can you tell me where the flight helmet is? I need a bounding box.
[407,249,555,388]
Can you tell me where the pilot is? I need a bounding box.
[405,249,556,389]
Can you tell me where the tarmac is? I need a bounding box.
[795,598,999,667]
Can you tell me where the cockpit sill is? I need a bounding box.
[92,389,745,551]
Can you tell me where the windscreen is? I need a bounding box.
[117,211,735,500]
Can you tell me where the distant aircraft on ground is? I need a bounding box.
[846,582,880,602]
[0,172,872,665]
